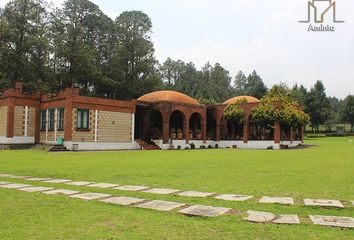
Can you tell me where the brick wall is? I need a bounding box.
[13,106,24,136]
[0,106,7,136]
[27,107,36,137]
[97,111,132,143]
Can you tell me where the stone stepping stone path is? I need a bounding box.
[69,192,112,201]
[142,188,181,195]
[214,194,253,202]
[259,196,295,205]
[310,215,354,228]
[99,196,146,206]
[87,183,118,189]
[66,181,94,186]
[114,185,150,191]
[1,173,352,210]
[0,183,31,189]
[18,186,54,193]
[179,205,231,217]
[137,200,186,212]
[0,181,10,185]
[304,199,344,208]
[1,180,354,229]
[176,191,215,198]
[43,179,72,184]
[43,189,80,196]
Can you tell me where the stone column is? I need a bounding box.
[64,89,73,142]
[202,123,207,143]
[162,116,169,144]
[243,120,249,143]
[274,122,281,144]
[184,119,190,144]
[6,97,15,138]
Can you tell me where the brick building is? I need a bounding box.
[0,82,303,150]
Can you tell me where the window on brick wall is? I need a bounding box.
[76,109,89,130]
[58,108,64,130]
[40,110,46,130]
[48,109,55,131]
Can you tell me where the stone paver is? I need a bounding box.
[43,189,80,196]
[309,215,354,228]
[8,175,32,179]
[87,183,118,189]
[0,181,10,185]
[43,179,72,184]
[259,196,294,205]
[114,185,150,191]
[179,205,231,217]
[69,192,111,200]
[243,210,277,223]
[143,188,180,195]
[273,215,300,225]
[0,183,31,189]
[176,191,215,198]
[66,181,94,186]
[0,174,14,177]
[137,200,185,212]
[214,194,253,202]
[26,177,53,181]
[99,196,145,206]
[304,199,344,208]
[18,186,54,192]
[352,201,354,206]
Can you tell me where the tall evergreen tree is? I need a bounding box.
[111,10,161,99]
[245,70,268,99]
[50,0,114,94]
[233,70,247,96]
[305,81,330,132]
[341,95,354,130]
[0,0,50,91]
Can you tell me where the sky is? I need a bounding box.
[1,0,353,98]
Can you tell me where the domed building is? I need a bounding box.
[0,83,303,150]
[135,90,207,149]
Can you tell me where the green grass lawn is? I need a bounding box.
[0,137,353,239]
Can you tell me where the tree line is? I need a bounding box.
[0,0,353,132]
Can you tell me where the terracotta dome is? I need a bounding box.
[223,96,260,105]
[138,90,200,105]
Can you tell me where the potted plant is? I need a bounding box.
[189,129,193,139]
[170,128,176,139]
[177,129,183,140]
[196,129,202,140]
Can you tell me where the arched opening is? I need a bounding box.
[226,121,243,140]
[169,110,185,140]
[206,110,216,140]
[190,112,203,140]
[149,110,163,140]
[249,121,274,140]
[280,125,291,141]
